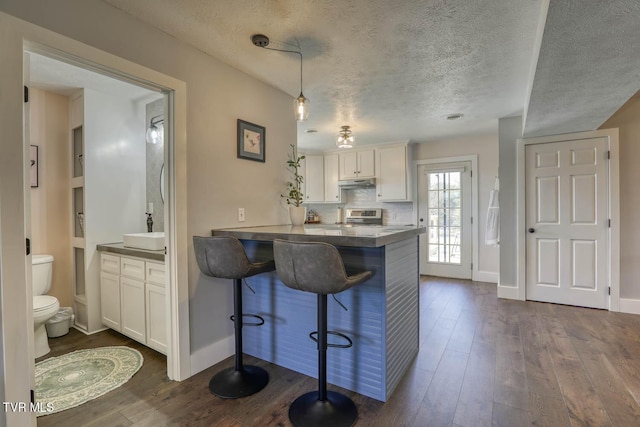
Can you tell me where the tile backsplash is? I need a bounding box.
[305,188,415,225]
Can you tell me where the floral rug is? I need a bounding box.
[35,346,143,416]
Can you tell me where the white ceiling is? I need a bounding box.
[96,0,639,151]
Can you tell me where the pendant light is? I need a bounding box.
[252,34,310,121]
[336,125,354,148]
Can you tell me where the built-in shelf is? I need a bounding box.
[72,238,85,249]
[71,176,84,188]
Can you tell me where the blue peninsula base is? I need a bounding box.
[239,237,419,402]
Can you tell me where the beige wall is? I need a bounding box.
[0,0,296,386]
[601,95,640,300]
[413,134,500,278]
[29,88,73,307]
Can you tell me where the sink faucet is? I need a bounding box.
[146,213,154,232]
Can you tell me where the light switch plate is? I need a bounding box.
[238,208,245,222]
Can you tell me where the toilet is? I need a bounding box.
[32,254,60,358]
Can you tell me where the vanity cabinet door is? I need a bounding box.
[146,282,167,354]
[121,276,146,342]
[100,271,121,331]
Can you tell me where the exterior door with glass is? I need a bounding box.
[418,162,472,279]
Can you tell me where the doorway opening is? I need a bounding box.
[23,45,179,377]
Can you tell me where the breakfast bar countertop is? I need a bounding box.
[211,224,425,247]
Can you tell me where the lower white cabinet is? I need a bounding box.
[100,252,167,354]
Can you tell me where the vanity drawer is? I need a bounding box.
[120,257,145,281]
[146,261,166,287]
[101,253,120,274]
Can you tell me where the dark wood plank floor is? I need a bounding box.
[37,276,640,426]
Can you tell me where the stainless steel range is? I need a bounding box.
[344,208,383,226]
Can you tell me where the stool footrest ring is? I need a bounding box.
[230,313,265,326]
[309,330,353,348]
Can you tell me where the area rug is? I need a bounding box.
[35,346,143,416]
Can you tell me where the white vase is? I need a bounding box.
[289,206,307,226]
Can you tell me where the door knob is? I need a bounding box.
[528,228,535,233]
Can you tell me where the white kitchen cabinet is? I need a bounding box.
[339,150,375,179]
[99,252,167,354]
[301,155,324,203]
[376,145,410,202]
[324,154,342,203]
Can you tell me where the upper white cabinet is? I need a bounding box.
[339,150,375,179]
[376,144,411,202]
[301,155,324,203]
[324,154,342,203]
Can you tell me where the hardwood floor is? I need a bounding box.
[37,276,640,426]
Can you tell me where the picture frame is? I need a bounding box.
[30,145,39,188]
[237,119,266,162]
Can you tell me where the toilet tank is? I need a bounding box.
[32,254,54,296]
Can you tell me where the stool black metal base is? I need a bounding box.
[289,390,357,427]
[209,365,269,399]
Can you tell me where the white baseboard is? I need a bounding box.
[71,325,108,335]
[619,298,640,315]
[473,270,499,284]
[497,284,521,300]
[190,335,234,376]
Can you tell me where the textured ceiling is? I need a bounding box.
[97,0,640,149]
[524,0,640,137]
[102,0,543,151]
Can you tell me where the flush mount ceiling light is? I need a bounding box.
[251,34,310,121]
[336,125,355,148]
[145,115,164,144]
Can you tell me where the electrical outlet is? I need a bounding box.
[238,208,245,222]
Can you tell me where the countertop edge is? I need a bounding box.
[211,225,424,248]
[97,243,165,262]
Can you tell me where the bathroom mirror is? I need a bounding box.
[160,163,165,204]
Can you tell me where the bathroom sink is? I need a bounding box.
[123,232,165,251]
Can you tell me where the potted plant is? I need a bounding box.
[281,144,306,225]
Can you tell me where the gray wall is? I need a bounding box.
[0,0,296,377]
[498,116,523,288]
[146,98,164,232]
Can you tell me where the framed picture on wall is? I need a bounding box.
[30,145,39,188]
[237,119,266,162]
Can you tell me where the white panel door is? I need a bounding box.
[418,162,472,279]
[525,138,608,309]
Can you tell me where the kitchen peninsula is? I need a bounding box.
[211,224,424,401]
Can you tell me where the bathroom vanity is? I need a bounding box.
[97,244,167,354]
[211,224,424,401]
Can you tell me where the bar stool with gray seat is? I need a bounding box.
[193,236,275,399]
[273,239,373,427]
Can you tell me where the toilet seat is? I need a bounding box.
[33,295,58,312]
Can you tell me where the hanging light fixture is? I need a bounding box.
[251,34,310,121]
[336,125,354,148]
[145,115,164,144]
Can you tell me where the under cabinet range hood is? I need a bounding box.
[337,178,376,188]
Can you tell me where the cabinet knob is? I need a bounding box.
[353,171,357,174]
[378,194,381,197]
[336,195,339,199]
